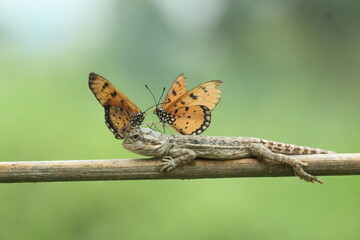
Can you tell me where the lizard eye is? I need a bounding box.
[130,133,140,141]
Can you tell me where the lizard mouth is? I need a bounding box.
[123,142,164,157]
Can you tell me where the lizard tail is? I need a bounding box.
[260,140,335,155]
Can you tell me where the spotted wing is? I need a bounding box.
[168,105,211,135]
[89,72,141,112]
[164,80,223,113]
[89,72,143,139]
[103,106,135,139]
[161,73,187,109]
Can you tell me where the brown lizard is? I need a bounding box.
[123,128,335,183]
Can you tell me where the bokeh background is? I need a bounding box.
[1,0,360,239]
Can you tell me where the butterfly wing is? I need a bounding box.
[104,106,137,139]
[89,72,141,111]
[161,73,187,109]
[164,80,223,112]
[89,72,144,139]
[167,105,211,135]
[158,79,222,135]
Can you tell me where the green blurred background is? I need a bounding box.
[1,0,360,239]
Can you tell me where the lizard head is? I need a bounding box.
[123,128,170,157]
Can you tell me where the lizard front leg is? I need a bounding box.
[160,148,196,172]
[246,143,322,184]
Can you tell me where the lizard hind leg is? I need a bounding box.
[246,144,323,184]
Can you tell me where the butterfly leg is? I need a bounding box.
[162,124,166,134]
[143,121,162,132]
[144,121,156,130]
[143,121,154,128]
[162,124,175,135]
[152,122,162,132]
[160,148,196,172]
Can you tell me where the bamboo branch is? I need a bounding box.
[0,153,359,183]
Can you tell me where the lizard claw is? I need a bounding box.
[293,163,323,184]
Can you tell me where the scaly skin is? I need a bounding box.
[123,128,335,183]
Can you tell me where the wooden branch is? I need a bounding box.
[0,153,359,183]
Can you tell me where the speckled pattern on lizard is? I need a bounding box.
[123,128,335,183]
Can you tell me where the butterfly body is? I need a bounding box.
[154,108,175,124]
[154,74,223,135]
[89,72,145,139]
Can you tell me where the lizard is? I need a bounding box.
[122,127,335,183]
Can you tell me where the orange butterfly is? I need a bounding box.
[154,74,223,135]
[89,72,145,139]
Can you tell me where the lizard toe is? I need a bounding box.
[160,165,169,172]
[160,163,175,172]
[160,158,177,172]
[293,164,323,184]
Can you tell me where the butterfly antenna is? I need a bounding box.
[144,85,167,113]
[145,84,157,105]
[157,87,166,105]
